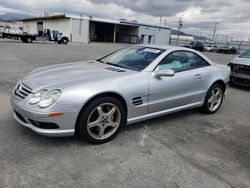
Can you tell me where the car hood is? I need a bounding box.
[231,57,250,66]
[22,61,134,91]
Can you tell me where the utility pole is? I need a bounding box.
[159,16,162,26]
[164,19,167,27]
[79,13,83,34]
[212,22,218,41]
[176,18,183,45]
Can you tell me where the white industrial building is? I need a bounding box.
[21,14,171,44]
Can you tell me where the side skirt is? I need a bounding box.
[127,102,203,125]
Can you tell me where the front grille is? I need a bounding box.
[14,82,32,99]
[232,76,250,85]
[231,64,250,75]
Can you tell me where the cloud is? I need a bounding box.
[0,0,249,36]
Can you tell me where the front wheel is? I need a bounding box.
[76,96,126,144]
[61,37,68,44]
[201,83,224,114]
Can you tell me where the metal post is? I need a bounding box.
[79,13,83,34]
[159,17,162,26]
[212,22,218,41]
[113,24,116,43]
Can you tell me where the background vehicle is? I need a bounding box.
[184,41,204,51]
[11,45,230,144]
[0,26,6,34]
[212,46,237,54]
[228,49,250,86]
[2,28,69,44]
[204,44,218,52]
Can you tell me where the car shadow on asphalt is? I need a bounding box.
[124,109,200,132]
[13,108,199,146]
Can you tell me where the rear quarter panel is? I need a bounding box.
[200,64,230,97]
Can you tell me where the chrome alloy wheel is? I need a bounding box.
[87,103,121,140]
[207,87,223,112]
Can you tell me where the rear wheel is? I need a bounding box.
[76,96,126,144]
[26,37,33,43]
[201,83,224,114]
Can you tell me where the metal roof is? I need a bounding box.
[20,14,68,21]
[21,14,171,30]
[120,20,171,30]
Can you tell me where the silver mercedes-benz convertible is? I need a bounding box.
[11,45,230,143]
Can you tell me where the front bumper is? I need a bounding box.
[11,95,78,137]
[230,72,250,86]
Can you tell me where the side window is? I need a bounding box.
[158,51,209,72]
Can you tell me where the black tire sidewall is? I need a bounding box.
[27,38,32,43]
[62,38,68,44]
[76,96,126,144]
[202,83,224,114]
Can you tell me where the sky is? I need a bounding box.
[0,0,250,37]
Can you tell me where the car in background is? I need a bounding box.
[11,45,230,144]
[204,44,218,52]
[228,49,250,86]
[213,46,237,54]
[184,41,204,51]
[0,26,6,36]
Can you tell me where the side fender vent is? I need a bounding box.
[132,97,143,106]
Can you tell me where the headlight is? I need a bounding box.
[29,90,45,104]
[29,90,61,108]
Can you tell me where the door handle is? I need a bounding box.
[193,74,202,79]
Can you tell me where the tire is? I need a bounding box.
[229,77,234,87]
[201,83,224,114]
[26,37,33,43]
[61,37,68,44]
[76,96,126,144]
[20,37,26,43]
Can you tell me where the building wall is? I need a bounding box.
[23,21,37,34]
[23,18,71,39]
[71,18,89,43]
[138,26,171,45]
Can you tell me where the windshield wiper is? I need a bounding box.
[105,62,129,70]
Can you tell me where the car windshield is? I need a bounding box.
[239,49,250,58]
[97,47,165,71]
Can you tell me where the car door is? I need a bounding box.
[148,50,210,113]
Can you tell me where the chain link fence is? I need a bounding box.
[169,37,250,54]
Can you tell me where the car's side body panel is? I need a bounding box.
[148,69,202,113]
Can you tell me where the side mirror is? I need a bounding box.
[155,69,175,78]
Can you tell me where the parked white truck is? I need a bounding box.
[2,28,69,44]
